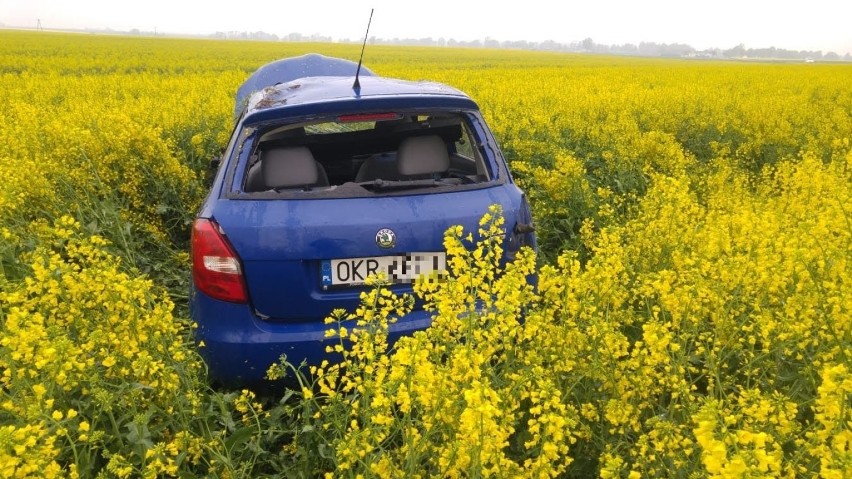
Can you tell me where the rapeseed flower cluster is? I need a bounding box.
[288,208,576,477]
[291,150,849,477]
[0,216,213,476]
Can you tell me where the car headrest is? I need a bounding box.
[262,146,318,188]
[397,135,450,176]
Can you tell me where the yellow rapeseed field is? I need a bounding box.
[0,30,849,478]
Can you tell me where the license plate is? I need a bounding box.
[321,253,446,288]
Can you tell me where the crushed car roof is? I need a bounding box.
[241,76,479,124]
[235,54,477,123]
[235,54,375,119]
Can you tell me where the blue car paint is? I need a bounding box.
[208,185,523,320]
[193,56,534,387]
[192,290,433,387]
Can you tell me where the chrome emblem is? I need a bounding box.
[375,228,396,249]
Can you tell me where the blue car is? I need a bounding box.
[191,54,535,387]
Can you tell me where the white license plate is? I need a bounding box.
[321,253,446,288]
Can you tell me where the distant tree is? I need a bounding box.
[592,43,611,54]
[778,48,798,59]
[617,43,639,54]
[725,43,746,57]
[502,40,530,50]
[248,31,278,41]
[638,42,662,56]
[824,51,839,60]
[540,40,561,51]
[845,53,852,61]
[660,43,693,57]
[581,37,595,51]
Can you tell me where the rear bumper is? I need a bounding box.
[190,289,432,388]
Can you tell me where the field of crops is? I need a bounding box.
[0,30,850,478]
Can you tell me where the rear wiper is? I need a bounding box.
[270,184,319,193]
[357,178,460,191]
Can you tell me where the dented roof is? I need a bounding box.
[235,54,478,124]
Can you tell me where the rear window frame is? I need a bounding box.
[222,108,509,200]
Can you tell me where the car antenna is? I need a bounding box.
[352,8,374,92]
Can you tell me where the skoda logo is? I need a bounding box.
[375,228,396,249]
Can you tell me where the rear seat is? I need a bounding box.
[397,135,450,178]
[355,152,403,182]
[356,135,451,183]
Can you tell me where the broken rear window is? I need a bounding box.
[240,112,492,195]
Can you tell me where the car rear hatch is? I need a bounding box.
[209,186,522,321]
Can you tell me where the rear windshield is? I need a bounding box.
[238,112,493,196]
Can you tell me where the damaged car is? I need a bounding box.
[191,54,535,387]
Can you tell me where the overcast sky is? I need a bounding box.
[2,0,850,54]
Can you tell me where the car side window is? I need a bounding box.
[455,123,476,160]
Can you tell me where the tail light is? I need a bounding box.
[191,219,248,303]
